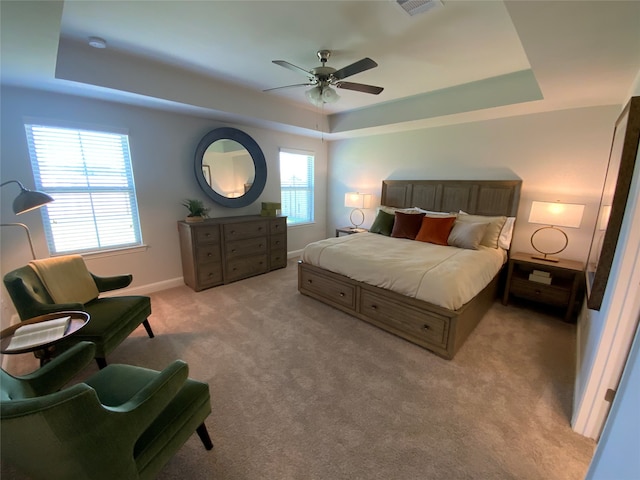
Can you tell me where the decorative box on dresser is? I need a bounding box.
[178,215,287,291]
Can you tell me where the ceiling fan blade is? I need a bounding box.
[332,58,378,81]
[263,83,315,92]
[335,81,384,95]
[272,60,313,78]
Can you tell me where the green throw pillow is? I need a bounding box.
[369,210,395,236]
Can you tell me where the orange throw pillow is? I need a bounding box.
[415,216,456,245]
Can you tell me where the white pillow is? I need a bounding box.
[457,211,507,249]
[413,207,457,217]
[498,217,516,250]
[379,206,423,215]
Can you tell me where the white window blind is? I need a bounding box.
[24,124,143,255]
[280,149,314,225]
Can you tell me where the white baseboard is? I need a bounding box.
[101,277,185,297]
[288,249,303,260]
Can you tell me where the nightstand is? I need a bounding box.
[336,227,368,237]
[502,252,585,322]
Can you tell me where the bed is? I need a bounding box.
[298,179,522,359]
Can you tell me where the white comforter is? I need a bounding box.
[302,233,506,311]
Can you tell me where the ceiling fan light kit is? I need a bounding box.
[305,85,340,107]
[266,50,383,107]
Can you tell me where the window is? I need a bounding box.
[24,123,143,255]
[279,149,314,225]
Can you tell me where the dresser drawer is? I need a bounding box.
[195,244,221,264]
[510,278,571,306]
[226,255,268,282]
[226,237,267,259]
[194,225,220,244]
[197,263,223,287]
[224,221,268,241]
[270,251,287,269]
[300,268,356,310]
[270,233,286,252]
[270,217,287,235]
[360,290,448,347]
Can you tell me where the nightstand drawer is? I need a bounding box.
[510,278,571,306]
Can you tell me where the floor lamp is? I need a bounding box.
[1,180,54,260]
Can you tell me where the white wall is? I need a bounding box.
[328,105,619,263]
[0,86,328,328]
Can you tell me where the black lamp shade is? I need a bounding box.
[13,188,54,215]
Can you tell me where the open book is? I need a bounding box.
[6,316,71,351]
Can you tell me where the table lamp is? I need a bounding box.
[1,180,54,259]
[528,200,584,262]
[344,192,372,230]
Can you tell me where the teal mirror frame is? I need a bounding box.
[194,127,267,208]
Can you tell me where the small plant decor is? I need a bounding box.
[182,199,209,222]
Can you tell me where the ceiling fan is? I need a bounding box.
[265,50,384,106]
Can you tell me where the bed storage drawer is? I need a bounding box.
[360,290,448,348]
[300,268,356,310]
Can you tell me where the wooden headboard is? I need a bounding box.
[381,180,522,217]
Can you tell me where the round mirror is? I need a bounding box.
[195,127,267,208]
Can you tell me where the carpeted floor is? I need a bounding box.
[2,259,595,479]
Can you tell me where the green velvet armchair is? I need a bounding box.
[3,264,154,368]
[1,341,213,480]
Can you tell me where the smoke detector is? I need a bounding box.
[88,37,107,49]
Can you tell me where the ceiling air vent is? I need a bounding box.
[396,0,443,17]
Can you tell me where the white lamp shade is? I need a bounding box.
[344,192,372,209]
[528,201,585,228]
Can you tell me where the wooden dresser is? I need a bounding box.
[178,215,287,291]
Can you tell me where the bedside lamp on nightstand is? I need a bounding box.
[344,192,372,230]
[528,200,585,262]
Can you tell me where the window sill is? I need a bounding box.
[53,245,149,260]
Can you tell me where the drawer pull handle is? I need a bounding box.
[205,233,210,237]
[339,292,345,297]
[535,290,541,295]
[207,253,212,257]
[258,227,263,231]
[307,279,312,284]
[422,324,431,330]
[371,305,377,310]
[259,244,263,248]
[231,249,236,253]
[233,267,237,271]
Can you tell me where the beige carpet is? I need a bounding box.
[2,259,595,479]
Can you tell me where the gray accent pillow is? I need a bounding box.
[448,221,489,250]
